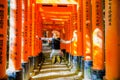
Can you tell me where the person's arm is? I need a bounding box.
[41,37,52,41]
[36,35,52,41]
[60,38,74,44]
[60,30,77,44]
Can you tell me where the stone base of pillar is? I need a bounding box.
[67,54,73,69]
[7,69,22,80]
[79,56,84,78]
[84,60,92,80]
[91,69,105,80]
[71,56,78,72]
[38,52,43,63]
[66,52,69,61]
[29,56,34,72]
[22,62,30,80]
[33,56,38,68]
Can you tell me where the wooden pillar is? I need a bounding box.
[65,20,71,53]
[37,12,42,54]
[91,0,105,79]
[27,0,30,57]
[31,3,39,69]
[83,0,92,61]
[69,16,73,55]
[70,5,80,72]
[0,0,8,79]
[60,29,65,50]
[33,5,41,68]
[31,3,35,57]
[105,0,120,79]
[21,0,30,79]
[22,0,29,63]
[83,0,92,79]
[77,0,84,74]
[35,5,40,56]
[77,0,83,57]
[65,19,72,67]
[29,0,32,57]
[28,0,34,72]
[64,21,70,64]
[71,5,77,56]
[34,3,38,57]
[7,0,22,79]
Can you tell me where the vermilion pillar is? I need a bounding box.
[65,20,71,53]
[27,0,30,57]
[35,5,40,56]
[22,0,29,63]
[83,0,92,79]
[31,3,39,69]
[105,0,120,79]
[83,0,92,61]
[32,3,35,57]
[77,0,83,57]
[37,13,42,53]
[68,16,74,67]
[92,0,105,80]
[71,5,80,72]
[34,4,39,56]
[69,18,72,55]
[29,0,32,57]
[64,21,71,64]
[29,0,34,72]
[77,0,84,74]
[37,12,43,66]
[21,0,30,80]
[33,5,41,68]
[7,0,22,80]
[71,8,77,56]
[0,0,7,79]
[60,29,66,50]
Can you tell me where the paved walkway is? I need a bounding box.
[31,51,82,80]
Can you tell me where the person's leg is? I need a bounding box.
[56,56,61,63]
[52,56,56,64]
[58,50,63,63]
[50,51,53,59]
[51,50,56,64]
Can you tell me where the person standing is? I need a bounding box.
[38,30,77,64]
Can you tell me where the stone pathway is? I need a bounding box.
[31,44,83,80]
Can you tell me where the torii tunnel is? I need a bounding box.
[0,0,120,80]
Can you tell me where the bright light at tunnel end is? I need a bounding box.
[36,0,78,4]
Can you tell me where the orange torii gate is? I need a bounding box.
[77,0,84,74]
[29,0,34,72]
[7,0,23,80]
[105,0,120,80]
[83,0,92,79]
[6,0,42,80]
[91,0,105,80]
[37,4,80,71]
[0,0,8,79]
[21,0,31,79]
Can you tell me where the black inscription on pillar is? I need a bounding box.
[0,40,3,64]
[96,1,101,27]
[85,0,90,28]
[0,6,4,29]
[108,0,112,26]
[0,4,4,64]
